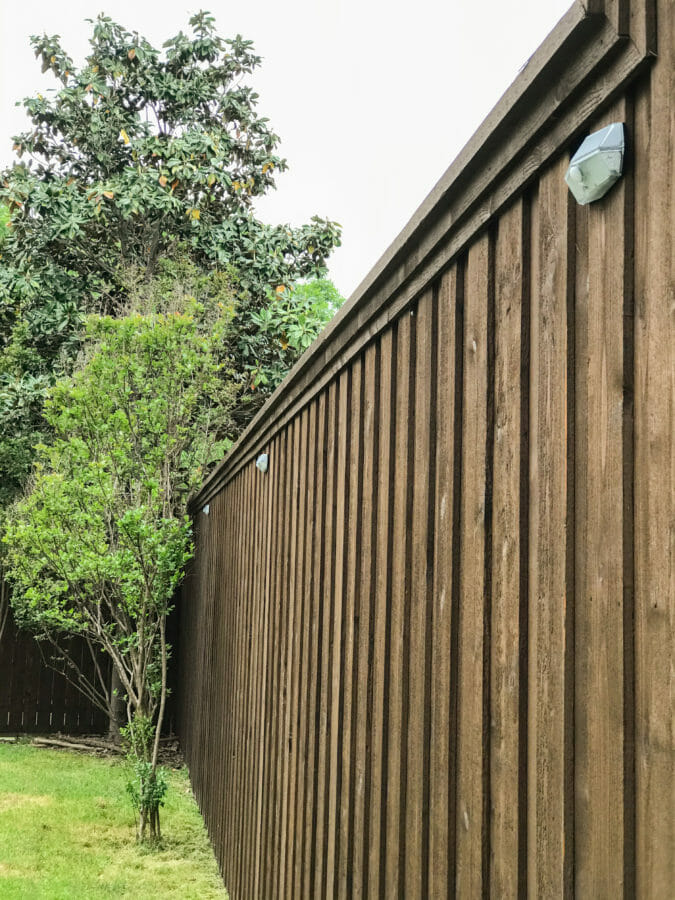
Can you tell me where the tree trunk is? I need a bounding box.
[0,579,10,646]
[108,667,126,742]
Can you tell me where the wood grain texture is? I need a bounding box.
[490,198,527,898]
[455,231,491,898]
[335,360,363,899]
[527,156,575,900]
[367,328,394,900]
[575,97,630,898]
[404,289,435,898]
[301,395,327,900]
[290,403,315,899]
[350,343,378,898]
[633,2,675,892]
[384,313,412,897]
[324,368,352,898]
[312,378,338,899]
[428,266,458,899]
[282,408,309,899]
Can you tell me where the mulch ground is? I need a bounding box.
[0,733,184,767]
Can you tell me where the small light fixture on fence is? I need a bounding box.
[202,504,210,515]
[565,122,625,205]
[256,453,269,474]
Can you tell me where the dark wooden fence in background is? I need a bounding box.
[0,608,109,735]
[177,0,672,896]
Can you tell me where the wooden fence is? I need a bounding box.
[175,0,673,895]
[0,608,109,735]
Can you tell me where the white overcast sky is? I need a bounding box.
[0,0,571,298]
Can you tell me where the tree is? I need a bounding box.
[0,13,342,679]
[3,261,236,840]
[237,277,345,422]
[0,10,341,506]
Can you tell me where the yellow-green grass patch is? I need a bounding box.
[0,743,227,899]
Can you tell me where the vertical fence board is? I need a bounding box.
[455,231,491,898]
[404,288,435,898]
[284,409,309,898]
[328,367,354,898]
[301,396,326,900]
[277,419,301,896]
[291,402,317,898]
[490,197,528,898]
[527,156,575,899]
[350,344,378,898]
[575,97,630,898]
[259,432,284,898]
[240,463,260,892]
[312,380,337,900]
[252,430,276,898]
[367,327,394,900]
[428,265,458,898]
[633,9,675,892]
[384,313,411,896]
[262,428,288,896]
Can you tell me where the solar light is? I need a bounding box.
[565,122,625,205]
[256,453,269,473]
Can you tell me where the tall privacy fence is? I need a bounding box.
[0,607,109,734]
[177,0,673,896]
[0,602,179,737]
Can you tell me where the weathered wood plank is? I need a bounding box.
[575,97,631,898]
[428,265,458,899]
[290,403,315,898]
[350,343,378,898]
[301,395,327,900]
[455,231,491,898]
[278,416,303,897]
[312,379,337,900]
[332,363,360,898]
[527,155,575,899]
[633,7,675,891]
[252,430,276,899]
[384,314,412,896]
[404,288,435,898]
[262,429,289,897]
[490,197,528,898]
[366,328,394,899]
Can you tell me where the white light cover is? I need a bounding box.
[256,453,269,473]
[565,122,625,205]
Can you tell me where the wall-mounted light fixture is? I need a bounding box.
[202,504,210,515]
[256,453,269,474]
[565,122,625,205]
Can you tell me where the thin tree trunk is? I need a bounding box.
[0,578,10,646]
[108,666,126,742]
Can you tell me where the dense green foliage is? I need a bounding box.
[0,11,341,509]
[1,10,340,316]
[237,277,344,420]
[3,265,236,839]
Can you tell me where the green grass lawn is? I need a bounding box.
[0,742,228,899]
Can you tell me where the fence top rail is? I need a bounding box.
[190,0,654,509]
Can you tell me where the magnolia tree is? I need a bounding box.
[0,11,341,513]
[3,261,235,840]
